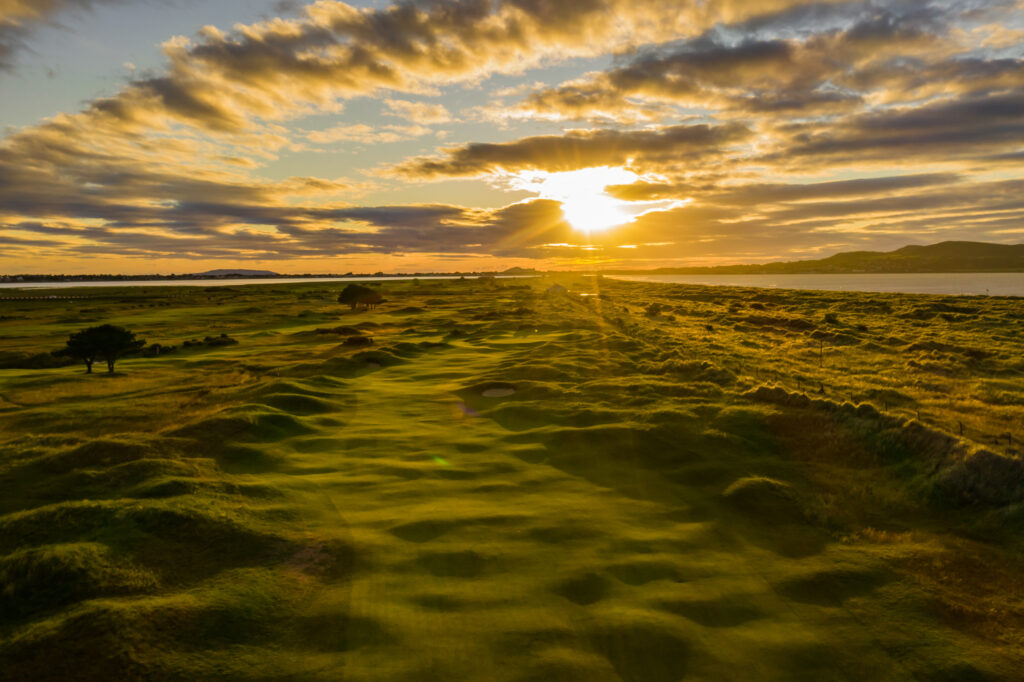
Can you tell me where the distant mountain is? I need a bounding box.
[192,269,280,277]
[613,242,1024,275]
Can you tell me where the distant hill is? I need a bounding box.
[612,242,1024,275]
[501,267,542,275]
[192,269,280,277]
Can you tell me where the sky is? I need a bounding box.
[0,0,1022,274]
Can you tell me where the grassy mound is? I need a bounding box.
[722,476,802,521]
[0,543,158,623]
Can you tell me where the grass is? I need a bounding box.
[0,276,1022,680]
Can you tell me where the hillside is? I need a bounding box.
[615,241,1024,275]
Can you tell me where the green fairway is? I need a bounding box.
[1,277,1022,680]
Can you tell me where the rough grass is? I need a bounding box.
[1,277,1022,680]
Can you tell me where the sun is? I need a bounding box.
[560,191,634,234]
[506,166,644,234]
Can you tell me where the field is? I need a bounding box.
[1,276,1023,681]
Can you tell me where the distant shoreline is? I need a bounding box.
[0,272,538,285]
[0,274,533,291]
[608,272,1024,297]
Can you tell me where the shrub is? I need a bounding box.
[338,284,384,310]
[0,351,76,370]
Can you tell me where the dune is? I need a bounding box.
[0,277,1023,680]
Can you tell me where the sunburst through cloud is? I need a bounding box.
[498,166,687,235]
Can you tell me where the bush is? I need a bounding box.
[205,334,238,347]
[141,343,177,357]
[183,334,237,349]
[338,284,384,310]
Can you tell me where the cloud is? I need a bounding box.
[492,2,1024,123]
[3,0,1024,269]
[773,92,1024,165]
[390,122,751,177]
[14,0,851,134]
[612,176,1024,244]
[307,123,431,144]
[608,173,962,203]
[281,199,573,257]
[5,170,1024,264]
[2,198,571,261]
[508,37,842,121]
[0,0,143,71]
[0,107,356,238]
[384,98,451,124]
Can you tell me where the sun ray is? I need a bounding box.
[502,166,684,234]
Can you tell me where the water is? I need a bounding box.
[608,272,1024,297]
[0,275,516,290]
[4,272,1022,296]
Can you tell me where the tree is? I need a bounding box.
[61,324,145,374]
[337,283,384,310]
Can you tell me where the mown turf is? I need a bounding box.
[1,276,1022,680]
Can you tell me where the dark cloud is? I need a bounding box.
[285,199,572,257]
[775,92,1024,163]
[497,2,1024,123]
[0,233,64,247]
[0,0,144,71]
[391,123,751,177]
[607,173,960,202]
[6,199,570,260]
